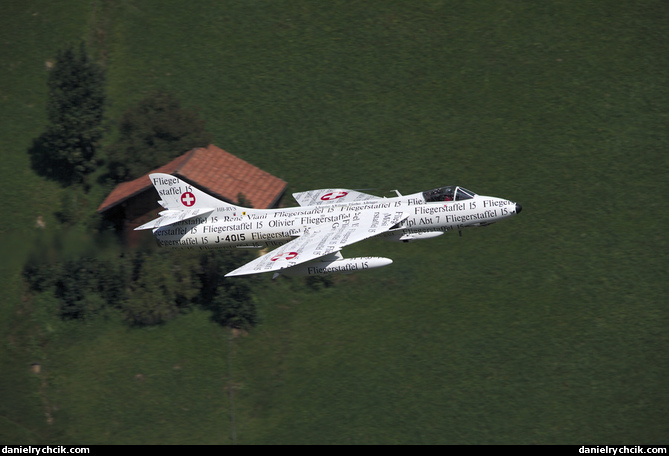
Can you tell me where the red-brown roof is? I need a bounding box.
[97,145,287,213]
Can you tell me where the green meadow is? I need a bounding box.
[1,0,667,444]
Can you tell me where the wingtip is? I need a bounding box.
[224,270,245,278]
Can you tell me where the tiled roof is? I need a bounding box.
[97,145,287,213]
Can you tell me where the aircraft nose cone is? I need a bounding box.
[515,203,522,214]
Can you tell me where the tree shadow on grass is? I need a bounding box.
[28,132,78,187]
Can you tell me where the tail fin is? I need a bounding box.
[134,173,246,231]
[149,173,234,210]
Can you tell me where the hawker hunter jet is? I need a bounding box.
[136,173,522,278]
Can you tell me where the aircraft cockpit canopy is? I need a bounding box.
[423,186,476,202]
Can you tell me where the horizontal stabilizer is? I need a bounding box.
[134,207,214,231]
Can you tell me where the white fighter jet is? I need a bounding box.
[136,173,522,278]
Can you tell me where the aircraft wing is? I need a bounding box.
[225,209,409,277]
[292,188,380,206]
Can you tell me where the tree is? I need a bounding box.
[198,249,258,329]
[29,42,105,185]
[53,257,120,320]
[210,281,257,329]
[121,250,200,325]
[106,91,213,183]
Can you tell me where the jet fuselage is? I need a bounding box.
[153,192,521,251]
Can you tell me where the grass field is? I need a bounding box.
[1,0,667,444]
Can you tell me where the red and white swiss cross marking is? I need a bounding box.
[321,191,348,201]
[181,192,196,207]
[270,252,298,262]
